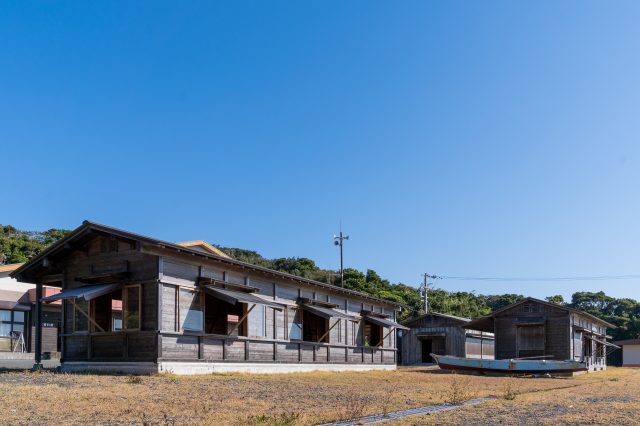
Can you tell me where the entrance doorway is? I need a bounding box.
[421,339,433,363]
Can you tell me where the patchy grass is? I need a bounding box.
[388,367,640,425]
[0,367,637,425]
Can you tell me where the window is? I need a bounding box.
[248,304,266,338]
[179,288,203,332]
[112,312,123,331]
[363,321,383,347]
[302,309,328,343]
[74,299,89,332]
[12,311,25,334]
[287,308,302,340]
[0,310,11,336]
[124,286,141,330]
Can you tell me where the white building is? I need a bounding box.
[613,339,640,367]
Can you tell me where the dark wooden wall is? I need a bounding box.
[493,300,570,360]
[155,250,398,364]
[401,314,470,365]
[60,236,159,362]
[56,235,399,365]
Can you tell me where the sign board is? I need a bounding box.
[227,314,239,322]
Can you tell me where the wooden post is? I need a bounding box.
[33,283,43,370]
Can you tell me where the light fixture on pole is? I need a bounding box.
[334,231,349,287]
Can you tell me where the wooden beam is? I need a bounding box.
[228,303,256,336]
[72,299,106,333]
[318,319,340,343]
[378,326,396,348]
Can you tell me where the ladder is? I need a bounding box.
[11,331,26,353]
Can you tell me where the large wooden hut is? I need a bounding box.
[400,313,494,365]
[11,221,407,374]
[464,297,618,371]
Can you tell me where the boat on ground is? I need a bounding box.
[431,354,588,375]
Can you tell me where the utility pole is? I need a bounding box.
[334,230,349,287]
[419,273,437,314]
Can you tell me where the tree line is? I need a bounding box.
[1,224,638,341]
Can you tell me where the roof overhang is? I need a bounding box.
[300,303,356,320]
[42,283,122,303]
[203,286,285,311]
[363,314,409,330]
[12,221,404,308]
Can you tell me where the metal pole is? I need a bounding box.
[33,283,43,370]
[334,230,349,288]
[339,231,344,287]
[421,273,429,313]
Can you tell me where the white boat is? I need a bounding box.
[431,354,587,375]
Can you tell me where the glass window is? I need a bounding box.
[112,310,123,331]
[13,311,24,323]
[287,308,302,340]
[0,310,10,322]
[74,299,89,332]
[0,323,11,337]
[248,304,266,338]
[179,288,203,332]
[124,286,140,330]
[12,324,24,334]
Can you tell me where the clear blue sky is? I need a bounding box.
[3,2,640,301]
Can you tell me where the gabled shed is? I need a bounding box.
[400,312,494,365]
[464,297,618,371]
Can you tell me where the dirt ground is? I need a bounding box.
[0,366,637,425]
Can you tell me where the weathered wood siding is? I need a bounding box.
[59,235,159,362]
[493,300,570,360]
[401,314,470,365]
[52,233,399,366]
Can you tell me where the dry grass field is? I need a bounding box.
[0,366,638,425]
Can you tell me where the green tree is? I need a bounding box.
[545,295,565,305]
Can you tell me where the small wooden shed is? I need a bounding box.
[464,297,618,371]
[400,313,494,365]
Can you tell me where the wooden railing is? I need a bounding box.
[63,331,397,364]
[159,332,397,364]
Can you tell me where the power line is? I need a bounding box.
[434,274,640,282]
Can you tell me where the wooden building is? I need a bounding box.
[399,313,494,365]
[464,297,617,372]
[11,221,407,374]
[0,264,61,355]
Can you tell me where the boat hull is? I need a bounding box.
[432,354,587,375]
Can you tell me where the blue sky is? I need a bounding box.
[2,2,640,300]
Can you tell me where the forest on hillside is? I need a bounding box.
[2,224,639,342]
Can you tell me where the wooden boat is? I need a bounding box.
[431,354,588,375]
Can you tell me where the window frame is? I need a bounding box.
[0,309,26,338]
[123,284,142,331]
[247,303,267,338]
[286,307,303,341]
[177,286,204,333]
[73,298,90,334]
